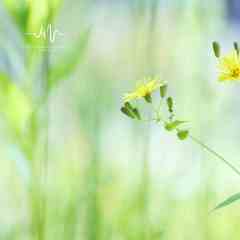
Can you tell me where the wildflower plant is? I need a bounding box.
[210,41,240,210]
[121,72,240,211]
[121,77,189,141]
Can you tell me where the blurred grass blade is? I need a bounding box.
[3,0,30,33]
[214,192,240,211]
[0,72,31,135]
[48,28,90,90]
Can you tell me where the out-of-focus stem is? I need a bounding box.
[140,1,159,239]
[41,33,50,240]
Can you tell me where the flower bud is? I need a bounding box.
[124,102,134,110]
[144,94,152,103]
[160,84,167,98]
[177,130,189,140]
[133,108,141,120]
[167,97,173,113]
[121,107,135,119]
[234,42,239,55]
[212,41,221,58]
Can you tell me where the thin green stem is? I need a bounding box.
[190,134,240,177]
[153,98,163,120]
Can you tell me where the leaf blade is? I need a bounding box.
[214,192,240,211]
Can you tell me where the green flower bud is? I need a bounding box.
[234,42,239,55]
[121,107,135,119]
[124,102,141,120]
[144,94,152,103]
[212,41,221,58]
[177,130,189,140]
[166,97,173,113]
[160,84,167,98]
[124,102,134,110]
[132,108,141,120]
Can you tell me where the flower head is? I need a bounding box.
[123,77,165,103]
[218,51,240,81]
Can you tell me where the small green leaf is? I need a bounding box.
[212,41,221,58]
[121,107,135,119]
[166,97,173,113]
[165,120,186,131]
[160,84,167,98]
[144,94,152,103]
[177,130,189,140]
[214,192,240,211]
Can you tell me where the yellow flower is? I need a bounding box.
[123,77,164,102]
[218,51,240,81]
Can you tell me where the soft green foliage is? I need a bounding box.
[3,0,29,33]
[0,73,31,135]
[0,1,90,240]
[48,29,90,91]
[1,1,240,240]
[3,0,63,36]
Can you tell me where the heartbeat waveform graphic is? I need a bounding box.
[25,24,64,43]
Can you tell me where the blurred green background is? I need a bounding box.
[0,0,240,239]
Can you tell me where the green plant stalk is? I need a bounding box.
[152,102,240,177]
[39,27,51,240]
[86,152,101,240]
[140,120,151,240]
[85,81,102,240]
[190,135,240,177]
[30,21,51,240]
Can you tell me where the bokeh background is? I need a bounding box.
[0,0,240,239]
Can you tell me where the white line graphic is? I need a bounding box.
[25,24,64,43]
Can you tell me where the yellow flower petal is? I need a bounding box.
[218,51,240,81]
[123,77,164,102]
